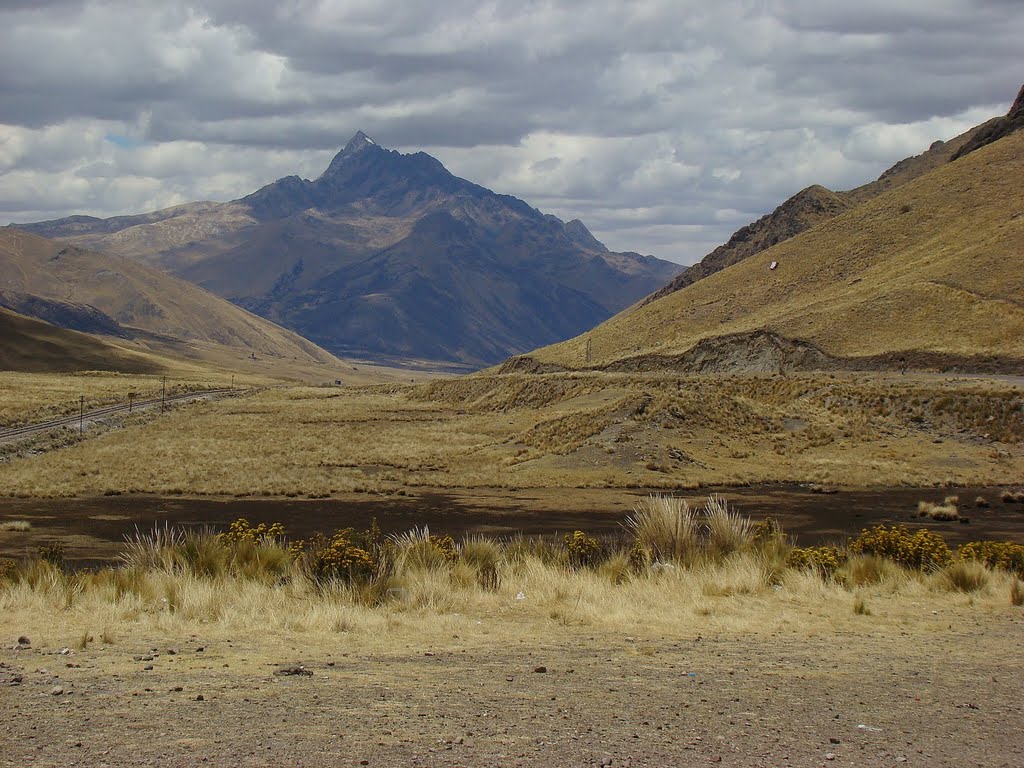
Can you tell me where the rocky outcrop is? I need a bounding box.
[950,83,1024,162]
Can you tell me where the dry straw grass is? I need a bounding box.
[1,370,1020,497]
[3,500,1021,652]
[530,130,1024,369]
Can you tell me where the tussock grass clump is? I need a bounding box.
[392,527,457,572]
[704,495,753,558]
[838,554,906,588]
[626,495,782,570]
[936,560,990,593]
[917,498,960,521]
[1011,578,1024,606]
[458,536,502,590]
[0,520,31,532]
[625,494,699,565]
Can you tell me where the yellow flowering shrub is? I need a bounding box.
[786,546,847,577]
[958,541,1024,577]
[304,529,375,584]
[849,525,951,570]
[219,518,286,544]
[564,530,603,569]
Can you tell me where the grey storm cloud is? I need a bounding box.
[0,0,1020,263]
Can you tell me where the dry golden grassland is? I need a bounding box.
[2,498,1021,649]
[0,370,265,429]
[532,130,1024,369]
[0,371,1019,497]
[3,501,1022,766]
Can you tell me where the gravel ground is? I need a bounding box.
[2,611,1022,767]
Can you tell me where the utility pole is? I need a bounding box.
[128,392,135,414]
[161,376,166,414]
[585,338,592,365]
[79,395,84,435]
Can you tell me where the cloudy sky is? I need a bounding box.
[0,0,1019,264]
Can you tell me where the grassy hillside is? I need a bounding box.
[527,129,1024,371]
[0,307,162,374]
[0,228,338,366]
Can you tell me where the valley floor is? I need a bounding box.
[0,371,1021,498]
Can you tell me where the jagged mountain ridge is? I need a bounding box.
[18,133,680,366]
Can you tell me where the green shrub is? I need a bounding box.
[848,525,952,570]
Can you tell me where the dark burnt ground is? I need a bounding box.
[1,485,1022,567]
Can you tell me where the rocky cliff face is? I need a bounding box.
[950,83,1024,161]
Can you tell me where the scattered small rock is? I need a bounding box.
[171,686,184,692]
[17,636,30,646]
[195,694,204,701]
[829,737,841,744]
[143,665,154,671]
[50,685,64,696]
[824,752,836,761]
[533,666,547,674]
[274,665,313,677]
[809,484,838,495]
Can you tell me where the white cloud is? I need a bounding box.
[0,0,1020,264]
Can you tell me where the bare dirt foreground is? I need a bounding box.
[2,606,1022,768]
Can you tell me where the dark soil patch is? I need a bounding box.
[0,485,1021,567]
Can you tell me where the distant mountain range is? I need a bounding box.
[516,88,1024,374]
[18,132,680,366]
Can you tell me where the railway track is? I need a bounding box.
[0,388,239,444]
